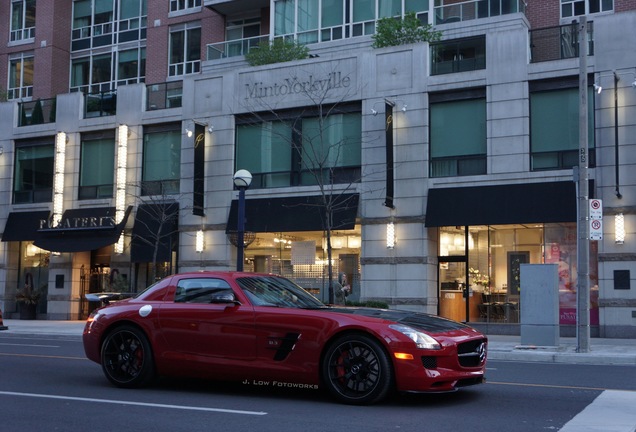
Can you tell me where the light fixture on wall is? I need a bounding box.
[195,229,204,253]
[53,132,67,227]
[615,213,625,244]
[114,125,129,254]
[593,83,602,94]
[185,128,193,137]
[386,221,396,249]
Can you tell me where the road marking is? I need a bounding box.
[0,342,60,348]
[0,391,268,416]
[0,353,87,360]
[488,381,610,392]
[559,390,636,432]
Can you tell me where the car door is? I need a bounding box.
[157,276,256,361]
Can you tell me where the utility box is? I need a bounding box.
[520,264,559,346]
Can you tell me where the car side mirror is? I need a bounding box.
[210,292,240,305]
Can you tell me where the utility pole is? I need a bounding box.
[577,16,590,353]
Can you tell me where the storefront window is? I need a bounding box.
[18,242,50,315]
[142,125,181,195]
[79,132,115,199]
[235,109,362,189]
[13,140,54,204]
[429,93,487,177]
[241,229,361,304]
[437,223,599,325]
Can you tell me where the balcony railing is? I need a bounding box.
[530,21,594,63]
[434,0,526,24]
[146,81,183,110]
[85,90,117,118]
[207,35,269,60]
[18,97,57,127]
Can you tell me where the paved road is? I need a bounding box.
[1,331,635,432]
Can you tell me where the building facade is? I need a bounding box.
[1,0,636,337]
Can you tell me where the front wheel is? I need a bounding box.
[101,325,155,388]
[322,334,394,405]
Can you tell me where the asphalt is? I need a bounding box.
[1,319,636,366]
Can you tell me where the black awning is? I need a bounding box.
[1,210,51,242]
[425,181,577,227]
[131,203,179,263]
[227,193,359,233]
[34,207,131,252]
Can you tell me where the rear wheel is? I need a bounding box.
[101,325,155,388]
[322,334,394,405]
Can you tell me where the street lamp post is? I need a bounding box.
[233,169,252,272]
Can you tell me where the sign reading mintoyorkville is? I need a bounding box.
[245,71,351,100]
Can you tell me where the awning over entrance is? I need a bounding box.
[425,181,577,227]
[33,206,132,252]
[226,193,360,233]
[131,202,179,263]
[1,210,51,242]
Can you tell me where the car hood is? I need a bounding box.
[327,307,472,333]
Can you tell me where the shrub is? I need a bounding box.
[245,38,310,66]
[372,12,442,48]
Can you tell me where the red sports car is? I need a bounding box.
[83,271,487,405]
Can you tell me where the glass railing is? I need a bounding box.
[530,21,594,63]
[146,81,183,110]
[434,0,526,24]
[18,97,57,127]
[207,35,269,60]
[85,90,117,118]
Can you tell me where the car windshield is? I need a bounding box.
[236,276,326,309]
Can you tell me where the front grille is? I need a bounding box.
[421,356,438,369]
[457,338,487,367]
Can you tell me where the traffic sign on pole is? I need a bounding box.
[590,218,603,240]
[589,199,602,220]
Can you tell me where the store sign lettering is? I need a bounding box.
[38,215,116,230]
[245,71,350,99]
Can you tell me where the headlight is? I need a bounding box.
[389,324,441,350]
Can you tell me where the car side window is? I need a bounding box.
[174,278,233,303]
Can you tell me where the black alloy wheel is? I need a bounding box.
[101,325,155,388]
[322,333,394,405]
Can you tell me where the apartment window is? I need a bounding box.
[170,0,201,12]
[530,82,595,171]
[72,0,115,51]
[142,125,181,196]
[13,139,54,204]
[119,0,148,43]
[225,18,261,57]
[79,132,115,200]
[275,0,429,42]
[431,36,486,76]
[235,107,362,189]
[430,91,487,178]
[117,48,146,85]
[8,53,34,100]
[561,0,613,18]
[169,23,201,76]
[10,0,36,42]
[71,54,114,93]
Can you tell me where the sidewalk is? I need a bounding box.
[2,319,636,366]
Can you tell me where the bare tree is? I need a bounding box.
[238,64,381,303]
[125,181,191,287]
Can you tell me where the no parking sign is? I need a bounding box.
[589,199,603,240]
